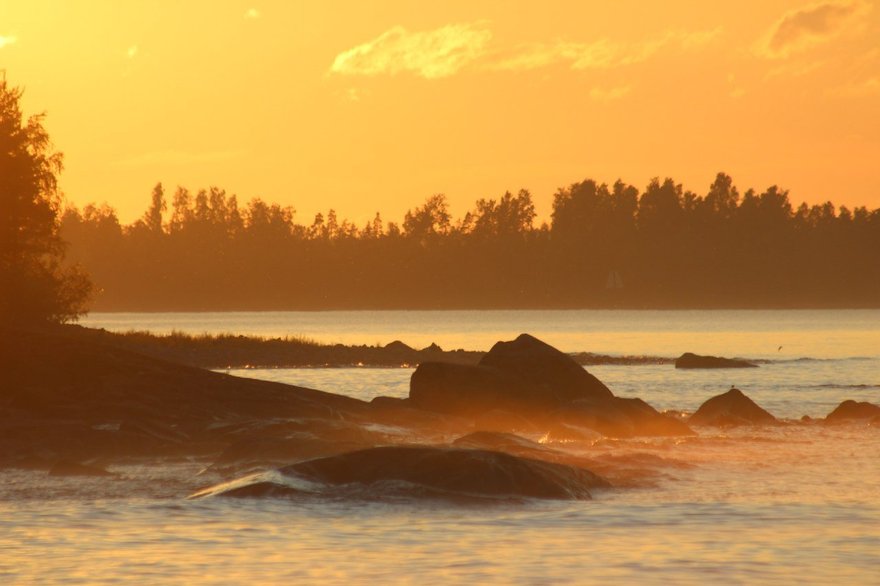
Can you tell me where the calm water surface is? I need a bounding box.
[83,308,880,359]
[7,310,879,584]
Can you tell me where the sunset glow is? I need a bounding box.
[3,5,880,579]
[2,1,878,224]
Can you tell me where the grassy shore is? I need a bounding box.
[77,327,671,369]
[86,328,484,368]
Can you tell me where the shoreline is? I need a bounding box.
[1,324,876,504]
[76,326,674,369]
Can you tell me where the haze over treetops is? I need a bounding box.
[2,0,878,224]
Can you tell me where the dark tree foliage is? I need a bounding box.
[0,81,91,324]
[60,171,880,311]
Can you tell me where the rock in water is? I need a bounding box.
[824,400,880,424]
[410,333,612,415]
[689,388,777,426]
[409,333,691,438]
[409,362,527,416]
[280,445,611,500]
[675,353,758,369]
[478,334,614,402]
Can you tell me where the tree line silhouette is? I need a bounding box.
[60,174,880,310]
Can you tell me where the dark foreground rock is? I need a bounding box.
[410,333,692,438]
[0,325,372,467]
[675,353,758,369]
[195,445,611,501]
[689,388,778,426]
[824,400,880,424]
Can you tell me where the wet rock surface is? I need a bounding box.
[824,400,880,424]
[689,388,778,427]
[197,445,612,501]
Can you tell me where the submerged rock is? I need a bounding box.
[452,431,553,456]
[675,353,758,369]
[689,388,777,427]
[557,397,693,437]
[824,400,880,424]
[193,444,611,502]
[281,445,611,500]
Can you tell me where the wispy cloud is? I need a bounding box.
[114,149,244,168]
[331,24,721,80]
[758,0,871,58]
[727,73,746,98]
[330,23,492,79]
[496,29,720,72]
[765,59,828,79]
[589,85,632,101]
[0,35,17,49]
[492,28,721,72]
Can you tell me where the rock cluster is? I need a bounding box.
[408,333,692,438]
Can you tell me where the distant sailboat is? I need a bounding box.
[605,270,624,290]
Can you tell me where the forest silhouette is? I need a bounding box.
[60,175,879,310]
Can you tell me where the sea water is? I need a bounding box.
[4,310,879,584]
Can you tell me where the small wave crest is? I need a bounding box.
[758,356,878,364]
[812,383,880,390]
[188,470,324,499]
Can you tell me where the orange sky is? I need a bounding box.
[2,0,878,225]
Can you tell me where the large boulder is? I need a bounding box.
[675,352,758,369]
[409,333,692,438]
[479,334,613,402]
[689,388,777,426]
[409,362,531,416]
[824,400,880,424]
[410,334,612,415]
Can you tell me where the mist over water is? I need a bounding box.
[11,309,880,583]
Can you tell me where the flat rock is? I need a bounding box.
[675,352,757,369]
